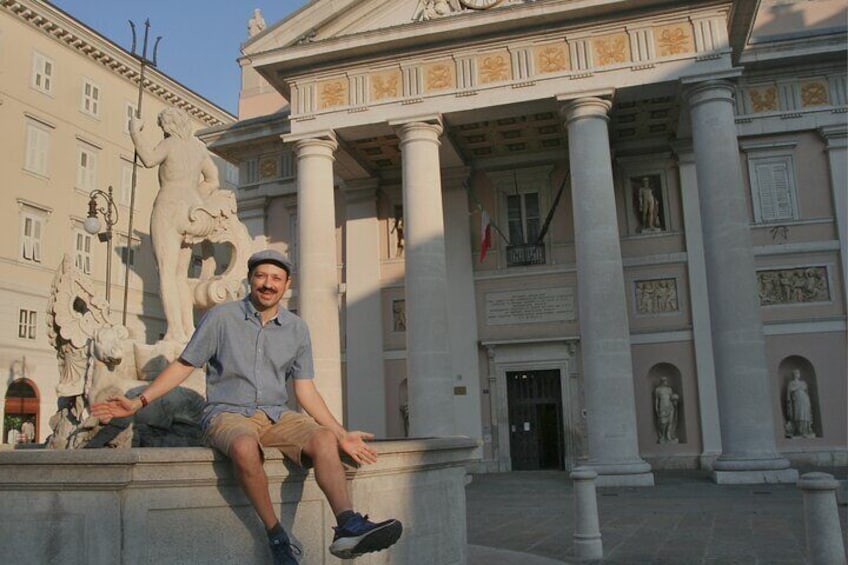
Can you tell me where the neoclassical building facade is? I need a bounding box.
[0,0,236,444]
[203,0,846,484]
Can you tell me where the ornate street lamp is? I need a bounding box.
[84,186,119,304]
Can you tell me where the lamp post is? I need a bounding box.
[84,186,119,304]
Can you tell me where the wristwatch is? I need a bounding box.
[460,0,503,9]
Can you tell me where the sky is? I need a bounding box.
[49,0,310,115]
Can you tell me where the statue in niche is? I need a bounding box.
[247,8,266,37]
[785,369,815,438]
[653,376,679,444]
[130,108,252,344]
[390,208,405,258]
[392,299,407,332]
[634,176,662,233]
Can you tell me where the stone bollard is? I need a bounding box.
[571,467,603,561]
[797,472,847,565]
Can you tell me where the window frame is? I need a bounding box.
[73,228,93,275]
[31,51,54,94]
[20,210,44,263]
[80,79,101,117]
[742,141,800,224]
[76,144,98,192]
[18,309,37,340]
[24,120,50,176]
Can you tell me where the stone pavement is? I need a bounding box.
[466,468,848,564]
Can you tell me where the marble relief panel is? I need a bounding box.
[477,50,512,84]
[534,43,569,74]
[318,78,348,109]
[634,278,679,315]
[654,23,695,56]
[591,32,630,66]
[370,69,402,101]
[758,266,830,306]
[424,60,455,91]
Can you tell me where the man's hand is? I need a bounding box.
[129,116,144,135]
[90,395,141,424]
[339,430,378,466]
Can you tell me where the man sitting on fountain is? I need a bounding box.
[92,249,402,564]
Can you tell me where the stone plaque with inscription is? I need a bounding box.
[485,287,575,325]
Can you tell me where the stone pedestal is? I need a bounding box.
[797,472,847,565]
[0,438,478,565]
[571,467,603,561]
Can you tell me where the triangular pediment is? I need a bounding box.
[244,0,537,54]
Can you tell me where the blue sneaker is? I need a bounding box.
[269,528,301,565]
[329,513,403,559]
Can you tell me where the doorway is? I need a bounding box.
[506,369,564,470]
[4,379,39,444]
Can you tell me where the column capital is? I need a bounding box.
[283,130,338,151]
[682,78,738,108]
[670,140,695,163]
[560,96,612,125]
[818,124,848,148]
[391,117,444,142]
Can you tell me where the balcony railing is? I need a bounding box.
[506,243,546,267]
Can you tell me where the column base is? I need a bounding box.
[711,455,798,484]
[588,460,655,487]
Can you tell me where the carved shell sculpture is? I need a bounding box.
[47,254,114,349]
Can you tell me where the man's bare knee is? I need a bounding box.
[228,435,262,467]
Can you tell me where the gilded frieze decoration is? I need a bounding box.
[758,267,830,306]
[654,24,695,56]
[318,78,348,109]
[747,86,779,112]
[592,33,629,66]
[534,43,569,74]
[635,278,679,315]
[800,81,829,107]
[370,69,401,101]
[424,61,455,91]
[259,157,278,179]
[478,50,511,84]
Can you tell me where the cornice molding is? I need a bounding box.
[2,0,235,127]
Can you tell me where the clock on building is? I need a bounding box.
[460,0,503,9]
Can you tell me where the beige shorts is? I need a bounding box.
[204,410,323,467]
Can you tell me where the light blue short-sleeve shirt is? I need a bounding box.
[180,297,314,428]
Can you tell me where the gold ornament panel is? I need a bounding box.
[318,78,349,109]
[534,43,569,74]
[370,69,402,101]
[477,50,512,84]
[654,23,695,57]
[424,60,456,91]
[592,33,629,66]
[259,158,278,179]
[800,81,829,107]
[747,86,779,112]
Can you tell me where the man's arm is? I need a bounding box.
[91,359,196,423]
[293,379,377,465]
[129,118,170,169]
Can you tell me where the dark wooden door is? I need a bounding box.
[507,370,564,470]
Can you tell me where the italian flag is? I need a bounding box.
[480,210,492,263]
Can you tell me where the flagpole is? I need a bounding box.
[462,174,509,244]
[121,19,161,327]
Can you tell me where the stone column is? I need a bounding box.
[561,96,653,486]
[343,179,386,435]
[683,79,795,484]
[819,125,847,308]
[391,117,456,437]
[797,472,847,565]
[442,167,482,450]
[673,144,723,467]
[289,132,343,421]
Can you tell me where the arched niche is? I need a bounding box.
[646,363,687,444]
[778,356,822,438]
